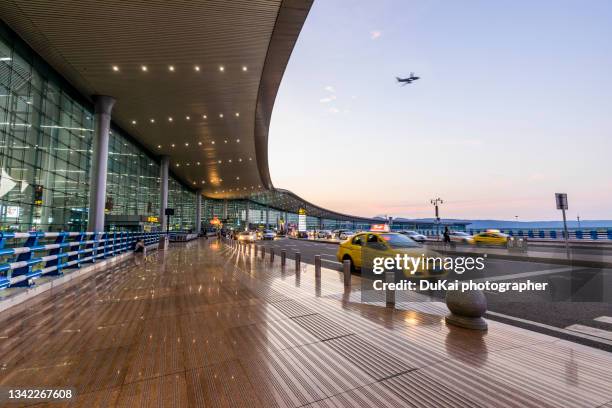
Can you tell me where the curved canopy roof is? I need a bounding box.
[0,0,312,199]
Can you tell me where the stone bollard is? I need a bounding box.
[314,255,321,279]
[270,248,275,262]
[445,289,488,330]
[281,250,286,266]
[343,260,351,287]
[295,252,301,272]
[385,270,395,308]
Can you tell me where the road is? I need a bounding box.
[256,237,612,350]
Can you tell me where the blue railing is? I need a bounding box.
[419,229,612,241]
[0,231,162,290]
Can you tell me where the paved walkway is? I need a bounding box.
[0,239,610,407]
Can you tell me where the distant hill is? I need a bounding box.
[383,217,612,229]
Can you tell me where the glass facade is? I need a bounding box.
[0,28,195,232]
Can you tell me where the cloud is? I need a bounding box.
[319,95,337,103]
[370,30,382,40]
[324,85,335,93]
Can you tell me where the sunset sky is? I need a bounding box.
[268,0,612,221]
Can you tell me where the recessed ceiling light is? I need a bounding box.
[150,118,155,123]
[168,117,173,122]
[203,114,207,119]
[176,163,180,167]
[219,66,225,72]
[192,181,196,185]
[219,113,224,118]
[171,144,175,148]
[196,162,200,165]
[249,157,252,161]
[141,65,148,71]
[218,160,222,163]
[224,140,227,144]
[186,116,190,120]
[228,159,232,163]
[198,141,202,146]
[112,65,119,71]
[157,145,162,148]
[201,180,206,184]
[169,65,175,71]
[184,142,189,146]
[235,112,240,117]
[236,176,240,180]
[242,66,248,71]
[211,141,215,145]
[236,139,240,143]
[238,158,242,162]
[194,65,200,71]
[131,120,137,124]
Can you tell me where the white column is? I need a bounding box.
[87,95,115,232]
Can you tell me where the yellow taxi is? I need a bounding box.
[472,229,509,246]
[336,231,447,279]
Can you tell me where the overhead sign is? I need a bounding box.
[370,224,390,232]
[146,216,159,223]
[298,208,306,215]
[555,193,568,210]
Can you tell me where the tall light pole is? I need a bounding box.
[430,197,443,236]
[577,214,580,230]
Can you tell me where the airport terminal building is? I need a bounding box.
[0,8,458,234]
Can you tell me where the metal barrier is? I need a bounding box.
[0,231,162,289]
[169,232,199,242]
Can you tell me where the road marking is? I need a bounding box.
[485,311,612,346]
[474,266,575,283]
[594,316,612,324]
[565,324,612,341]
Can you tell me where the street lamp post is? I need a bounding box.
[430,197,443,237]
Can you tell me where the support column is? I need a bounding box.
[265,207,270,229]
[245,200,250,230]
[158,156,170,249]
[223,199,228,219]
[87,95,115,232]
[195,191,202,234]
[159,155,169,231]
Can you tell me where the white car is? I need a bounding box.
[237,231,256,243]
[262,230,276,240]
[317,230,333,239]
[448,231,473,243]
[398,230,427,243]
[338,230,355,240]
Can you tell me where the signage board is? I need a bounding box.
[370,224,390,232]
[5,206,21,218]
[555,193,568,210]
[298,208,307,232]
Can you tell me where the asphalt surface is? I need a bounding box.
[256,237,612,350]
